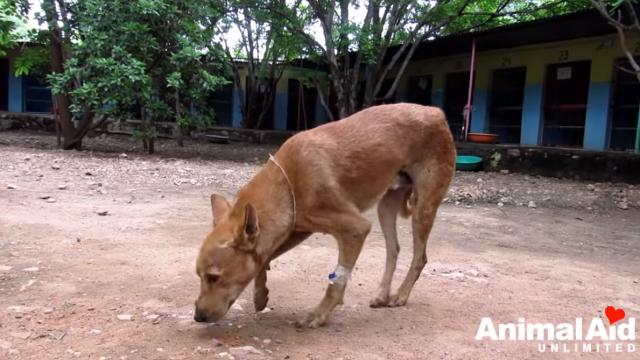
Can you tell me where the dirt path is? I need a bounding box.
[0,132,639,359]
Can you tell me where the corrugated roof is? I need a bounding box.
[409,9,615,60]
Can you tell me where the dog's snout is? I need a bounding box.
[194,309,207,323]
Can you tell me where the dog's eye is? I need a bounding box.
[206,274,220,284]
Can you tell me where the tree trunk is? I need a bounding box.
[175,89,184,147]
[140,107,155,154]
[43,0,84,150]
[176,127,184,147]
[48,23,77,147]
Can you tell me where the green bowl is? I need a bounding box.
[456,155,483,171]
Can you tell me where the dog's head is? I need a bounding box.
[194,194,260,323]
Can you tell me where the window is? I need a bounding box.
[489,67,526,143]
[23,76,52,113]
[609,59,639,151]
[408,75,432,106]
[542,61,591,147]
[209,83,233,127]
[444,71,470,140]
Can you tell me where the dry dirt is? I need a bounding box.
[0,131,639,360]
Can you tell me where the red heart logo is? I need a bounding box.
[605,306,625,325]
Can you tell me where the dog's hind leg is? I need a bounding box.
[387,162,453,307]
[254,231,312,311]
[370,187,411,308]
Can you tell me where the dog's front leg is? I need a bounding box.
[296,214,371,328]
[254,232,312,312]
[254,266,270,311]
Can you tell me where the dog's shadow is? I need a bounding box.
[192,300,437,342]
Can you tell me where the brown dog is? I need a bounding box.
[194,103,455,328]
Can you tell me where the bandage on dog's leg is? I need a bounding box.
[328,265,351,285]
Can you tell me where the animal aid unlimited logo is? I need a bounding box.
[475,306,637,353]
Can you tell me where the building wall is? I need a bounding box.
[6,57,24,113]
[1,56,328,130]
[232,65,329,130]
[398,33,640,151]
[4,32,638,152]
[3,54,53,114]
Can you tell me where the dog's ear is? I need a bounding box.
[243,203,259,238]
[234,203,259,251]
[210,194,231,227]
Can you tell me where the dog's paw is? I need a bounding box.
[387,294,408,307]
[254,289,269,312]
[369,296,390,308]
[295,312,326,329]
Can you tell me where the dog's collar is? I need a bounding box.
[268,154,296,230]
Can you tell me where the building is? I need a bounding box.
[0,51,53,114]
[1,9,639,152]
[395,9,639,152]
[208,61,329,131]
[0,52,329,132]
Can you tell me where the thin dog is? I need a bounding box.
[194,103,456,328]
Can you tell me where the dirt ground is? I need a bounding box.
[1,131,639,360]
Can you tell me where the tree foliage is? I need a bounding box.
[217,0,309,129]
[268,0,591,119]
[4,0,597,147]
[0,0,33,57]
[592,0,640,82]
[46,0,229,152]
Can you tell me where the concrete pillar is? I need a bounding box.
[470,66,490,133]
[470,88,489,133]
[520,84,543,145]
[583,58,614,151]
[273,81,288,130]
[431,88,444,108]
[520,64,544,146]
[314,94,329,125]
[584,82,611,150]
[8,66,23,113]
[431,71,445,108]
[231,88,243,128]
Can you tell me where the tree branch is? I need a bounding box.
[591,0,640,81]
[312,77,334,122]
